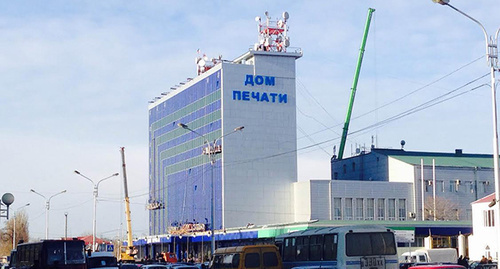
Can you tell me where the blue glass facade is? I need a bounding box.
[149,70,222,235]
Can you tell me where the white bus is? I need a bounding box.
[275,225,398,269]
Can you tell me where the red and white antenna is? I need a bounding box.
[254,11,290,52]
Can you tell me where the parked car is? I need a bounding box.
[469,261,498,269]
[87,252,119,269]
[120,264,142,269]
[140,264,169,269]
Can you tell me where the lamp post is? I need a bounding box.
[177,123,244,257]
[30,189,66,239]
[432,0,500,258]
[74,170,119,251]
[64,212,68,239]
[13,203,30,249]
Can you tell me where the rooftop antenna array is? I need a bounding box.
[254,11,290,52]
[195,49,222,75]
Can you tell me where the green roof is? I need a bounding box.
[370,148,494,169]
[390,155,494,168]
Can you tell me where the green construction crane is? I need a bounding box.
[337,8,375,160]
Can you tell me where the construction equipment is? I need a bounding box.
[120,147,137,261]
[337,8,375,160]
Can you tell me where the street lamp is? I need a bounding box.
[64,212,68,239]
[13,203,30,249]
[177,123,244,256]
[30,189,66,239]
[432,0,500,258]
[74,170,119,251]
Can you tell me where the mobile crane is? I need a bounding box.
[337,8,375,160]
[120,147,137,262]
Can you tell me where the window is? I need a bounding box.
[244,253,260,268]
[352,162,356,172]
[283,238,296,261]
[366,198,374,220]
[436,180,444,192]
[425,180,432,192]
[356,198,364,220]
[377,199,385,220]
[388,199,396,220]
[449,181,457,192]
[345,232,396,256]
[333,172,338,180]
[263,252,278,267]
[323,234,338,261]
[221,253,239,269]
[345,198,353,220]
[484,210,495,227]
[482,182,490,193]
[296,236,309,261]
[343,165,347,174]
[309,235,323,261]
[398,199,406,221]
[469,181,475,193]
[333,198,342,220]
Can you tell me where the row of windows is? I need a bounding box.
[333,198,406,221]
[163,154,221,177]
[283,234,338,261]
[424,180,490,194]
[154,106,221,146]
[158,122,222,161]
[151,90,221,131]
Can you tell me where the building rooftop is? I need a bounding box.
[372,148,494,169]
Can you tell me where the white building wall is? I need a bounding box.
[293,181,311,222]
[469,199,498,261]
[388,157,415,183]
[222,51,300,228]
[296,180,413,221]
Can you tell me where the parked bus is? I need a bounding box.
[10,239,86,269]
[275,225,398,269]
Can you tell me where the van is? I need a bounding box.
[400,248,458,264]
[211,245,282,269]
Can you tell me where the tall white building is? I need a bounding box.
[148,13,302,235]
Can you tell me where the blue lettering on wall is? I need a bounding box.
[232,90,287,104]
[244,75,275,86]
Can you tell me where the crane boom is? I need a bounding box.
[120,147,136,261]
[338,8,375,160]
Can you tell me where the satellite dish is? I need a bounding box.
[2,193,14,206]
[198,59,206,67]
[255,16,261,22]
[400,140,406,149]
[284,38,290,47]
[264,11,269,17]
[282,12,289,20]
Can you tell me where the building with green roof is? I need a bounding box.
[329,148,495,221]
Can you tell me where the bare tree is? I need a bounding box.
[0,211,29,256]
[424,196,460,221]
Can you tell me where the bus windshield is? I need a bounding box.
[46,241,86,265]
[345,232,396,256]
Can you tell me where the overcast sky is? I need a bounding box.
[1,1,499,240]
